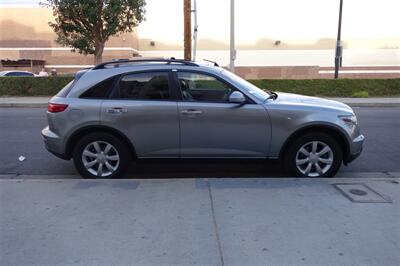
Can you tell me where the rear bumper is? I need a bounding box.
[346,134,365,164]
[41,126,69,160]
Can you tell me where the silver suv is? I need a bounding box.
[42,59,364,178]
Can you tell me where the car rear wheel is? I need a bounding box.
[285,133,343,177]
[73,132,130,179]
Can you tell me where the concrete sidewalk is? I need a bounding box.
[0,96,399,108]
[1,177,399,266]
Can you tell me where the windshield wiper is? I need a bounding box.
[266,91,278,101]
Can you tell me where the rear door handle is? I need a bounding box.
[181,109,202,116]
[107,107,127,114]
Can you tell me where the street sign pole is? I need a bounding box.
[229,0,236,72]
[192,0,198,61]
[334,0,344,79]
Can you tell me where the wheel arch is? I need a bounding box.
[65,125,137,160]
[279,124,351,164]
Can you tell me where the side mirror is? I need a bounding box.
[229,91,246,104]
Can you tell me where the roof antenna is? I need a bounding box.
[203,59,219,67]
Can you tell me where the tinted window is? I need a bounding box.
[118,72,170,100]
[57,80,75,97]
[6,72,34,77]
[59,69,88,97]
[177,72,235,102]
[80,77,115,99]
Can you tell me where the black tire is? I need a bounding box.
[73,132,131,179]
[284,132,343,177]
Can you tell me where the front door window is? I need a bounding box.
[177,72,235,103]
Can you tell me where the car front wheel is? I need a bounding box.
[285,133,343,177]
[73,132,130,179]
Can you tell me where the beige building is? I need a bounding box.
[1,7,399,78]
[0,7,139,73]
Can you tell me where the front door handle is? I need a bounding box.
[181,109,202,116]
[107,107,127,114]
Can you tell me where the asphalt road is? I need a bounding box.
[0,107,399,178]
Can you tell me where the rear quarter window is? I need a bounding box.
[80,77,117,99]
[56,80,75,97]
[57,69,90,97]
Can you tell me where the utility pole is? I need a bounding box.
[334,0,344,79]
[184,0,192,61]
[229,0,236,72]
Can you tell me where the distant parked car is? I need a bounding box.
[42,59,364,178]
[0,70,37,77]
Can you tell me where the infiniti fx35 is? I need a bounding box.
[42,59,364,178]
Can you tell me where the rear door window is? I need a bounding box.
[116,72,171,100]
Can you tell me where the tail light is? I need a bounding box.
[48,103,68,113]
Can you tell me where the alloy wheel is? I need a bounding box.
[81,141,120,177]
[295,141,334,177]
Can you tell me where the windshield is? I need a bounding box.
[222,70,271,101]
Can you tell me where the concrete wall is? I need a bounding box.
[234,66,320,79]
[234,66,400,79]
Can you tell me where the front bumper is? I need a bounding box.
[346,134,365,163]
[41,126,69,160]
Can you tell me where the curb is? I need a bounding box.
[0,103,48,108]
[1,172,400,180]
[346,103,400,108]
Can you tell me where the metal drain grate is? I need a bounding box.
[333,183,392,203]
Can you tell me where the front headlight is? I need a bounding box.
[339,115,358,127]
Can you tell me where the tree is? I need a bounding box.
[42,0,146,64]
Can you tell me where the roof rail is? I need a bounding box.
[92,58,199,70]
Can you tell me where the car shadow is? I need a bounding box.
[123,159,287,179]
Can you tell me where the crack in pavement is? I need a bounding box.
[206,179,225,266]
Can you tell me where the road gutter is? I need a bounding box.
[1,172,399,180]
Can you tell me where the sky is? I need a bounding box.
[2,0,400,44]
